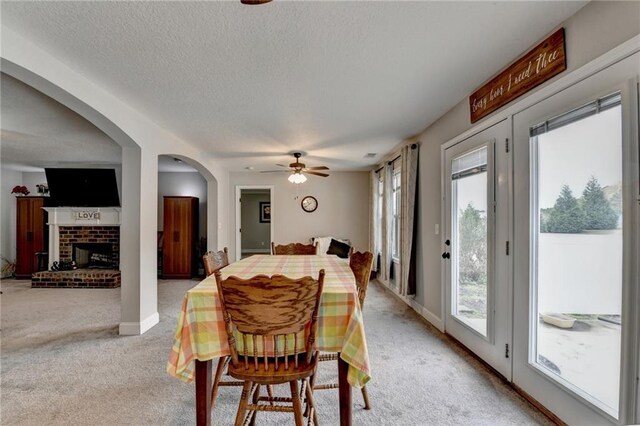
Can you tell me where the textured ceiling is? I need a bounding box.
[1,1,586,171]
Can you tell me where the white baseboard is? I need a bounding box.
[119,312,159,335]
[375,279,445,332]
[408,299,445,332]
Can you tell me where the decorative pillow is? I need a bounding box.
[327,238,351,259]
[312,236,333,255]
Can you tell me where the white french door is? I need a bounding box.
[512,52,639,424]
[443,119,512,379]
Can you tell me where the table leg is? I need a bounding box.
[338,355,352,426]
[196,359,212,426]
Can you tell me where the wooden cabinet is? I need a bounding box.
[16,197,48,278]
[162,196,198,279]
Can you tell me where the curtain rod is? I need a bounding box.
[379,143,418,167]
[387,155,401,165]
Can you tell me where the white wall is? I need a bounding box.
[21,172,46,195]
[240,192,270,252]
[0,168,22,273]
[229,171,369,261]
[1,27,230,335]
[157,172,207,240]
[409,1,640,324]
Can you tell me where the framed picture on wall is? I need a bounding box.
[259,201,271,223]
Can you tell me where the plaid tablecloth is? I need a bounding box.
[167,255,371,388]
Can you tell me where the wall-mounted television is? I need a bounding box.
[45,168,120,207]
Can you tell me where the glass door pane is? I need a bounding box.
[531,95,622,418]
[452,146,489,336]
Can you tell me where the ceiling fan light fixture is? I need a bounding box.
[288,171,307,184]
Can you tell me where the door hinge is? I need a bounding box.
[505,138,510,153]
[239,228,241,233]
[505,241,510,255]
[505,343,510,358]
[239,198,241,203]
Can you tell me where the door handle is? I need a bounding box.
[442,252,450,259]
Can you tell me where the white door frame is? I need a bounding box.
[235,185,274,261]
[512,53,639,425]
[442,118,513,380]
[436,35,640,423]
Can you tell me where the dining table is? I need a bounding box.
[167,254,371,426]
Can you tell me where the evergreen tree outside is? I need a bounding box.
[458,203,487,285]
[457,203,488,317]
[582,176,618,230]
[546,185,585,233]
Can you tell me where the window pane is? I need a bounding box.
[392,171,401,259]
[532,103,622,418]
[452,147,488,336]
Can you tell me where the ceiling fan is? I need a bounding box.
[261,152,330,184]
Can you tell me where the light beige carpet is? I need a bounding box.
[0,278,552,425]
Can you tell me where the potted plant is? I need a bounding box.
[1,257,16,278]
[11,185,30,196]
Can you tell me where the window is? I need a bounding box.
[374,172,383,260]
[530,93,623,417]
[391,162,401,260]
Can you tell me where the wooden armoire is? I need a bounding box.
[162,196,199,279]
[16,196,48,279]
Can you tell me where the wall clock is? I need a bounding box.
[301,196,318,213]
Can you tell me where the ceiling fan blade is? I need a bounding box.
[260,170,291,173]
[306,171,330,177]
[306,166,329,171]
[275,164,290,168]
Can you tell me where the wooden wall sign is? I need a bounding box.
[469,28,566,123]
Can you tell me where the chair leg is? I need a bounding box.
[234,381,252,426]
[305,371,317,416]
[361,385,371,410]
[290,380,304,426]
[211,356,229,410]
[304,378,319,425]
[267,384,274,406]
[248,384,261,426]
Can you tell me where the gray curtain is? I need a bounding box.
[399,143,419,296]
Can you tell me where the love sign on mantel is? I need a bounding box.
[75,211,101,221]
[469,28,566,123]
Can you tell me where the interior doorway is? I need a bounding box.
[235,186,274,260]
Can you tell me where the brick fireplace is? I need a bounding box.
[59,226,120,268]
[31,207,121,288]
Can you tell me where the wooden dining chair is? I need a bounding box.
[202,246,245,413]
[203,247,229,277]
[271,242,318,255]
[214,269,325,426]
[311,251,374,409]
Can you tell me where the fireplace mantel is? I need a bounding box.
[44,207,121,226]
[44,207,121,268]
